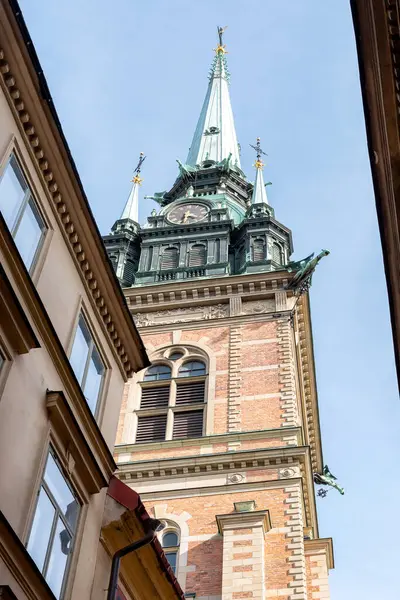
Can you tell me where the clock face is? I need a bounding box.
[167,203,209,224]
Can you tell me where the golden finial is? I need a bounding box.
[132,174,143,185]
[250,137,267,169]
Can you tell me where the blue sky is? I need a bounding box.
[19,1,400,597]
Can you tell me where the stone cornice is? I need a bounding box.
[296,294,323,474]
[126,270,292,310]
[117,445,318,531]
[304,537,335,570]
[216,509,272,536]
[0,5,148,379]
[114,426,302,455]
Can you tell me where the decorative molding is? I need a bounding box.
[304,537,335,570]
[46,391,111,496]
[133,304,228,327]
[216,509,271,536]
[284,484,308,599]
[0,511,56,600]
[114,426,302,455]
[227,325,242,435]
[241,299,275,314]
[0,43,142,379]
[226,473,245,484]
[0,258,40,354]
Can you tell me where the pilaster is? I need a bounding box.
[216,509,271,600]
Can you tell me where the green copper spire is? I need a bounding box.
[186,26,241,169]
[250,138,269,205]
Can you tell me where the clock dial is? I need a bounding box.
[167,203,209,224]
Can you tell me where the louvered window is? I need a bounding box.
[189,244,206,267]
[176,380,205,405]
[140,386,170,409]
[272,243,282,264]
[109,254,118,271]
[123,259,135,285]
[172,411,203,439]
[136,414,167,443]
[135,357,208,444]
[252,239,265,262]
[161,247,179,270]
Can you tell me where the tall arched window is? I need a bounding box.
[161,525,180,574]
[188,244,206,267]
[272,242,283,265]
[161,247,179,270]
[135,355,207,444]
[252,238,265,262]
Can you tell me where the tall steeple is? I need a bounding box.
[250,137,269,206]
[186,26,241,169]
[120,152,146,224]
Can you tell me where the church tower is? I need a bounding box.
[105,28,334,600]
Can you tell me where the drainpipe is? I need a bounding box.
[107,518,164,600]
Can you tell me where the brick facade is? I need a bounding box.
[115,276,333,600]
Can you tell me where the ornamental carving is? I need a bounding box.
[242,300,274,315]
[227,473,245,484]
[134,303,228,326]
[278,467,299,479]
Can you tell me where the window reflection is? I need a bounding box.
[27,450,80,599]
[0,154,46,271]
[70,314,105,414]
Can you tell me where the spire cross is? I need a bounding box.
[131,151,146,185]
[250,137,267,169]
[215,25,228,54]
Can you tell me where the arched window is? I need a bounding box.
[161,247,179,270]
[161,526,180,574]
[178,361,206,377]
[147,245,153,271]
[188,244,206,267]
[252,239,265,262]
[136,355,207,444]
[272,242,283,265]
[144,364,171,381]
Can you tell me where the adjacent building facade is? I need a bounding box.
[0,2,183,599]
[106,29,334,600]
[351,0,400,390]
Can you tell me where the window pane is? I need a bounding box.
[69,317,90,384]
[144,364,171,381]
[46,517,71,599]
[44,454,78,530]
[163,532,178,547]
[164,551,177,573]
[169,352,183,360]
[13,197,45,269]
[84,346,104,413]
[0,155,27,230]
[178,361,206,377]
[27,487,55,571]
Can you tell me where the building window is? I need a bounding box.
[272,242,283,264]
[0,154,46,271]
[135,356,207,444]
[27,450,80,599]
[69,314,105,414]
[160,247,179,270]
[161,527,180,575]
[188,243,206,267]
[252,238,265,262]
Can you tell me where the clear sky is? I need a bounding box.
[18,0,400,597]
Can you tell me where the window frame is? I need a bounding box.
[26,447,81,599]
[160,525,180,575]
[135,353,208,444]
[69,310,107,417]
[0,151,48,273]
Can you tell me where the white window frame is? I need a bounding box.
[0,152,47,273]
[69,312,106,416]
[26,447,80,599]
